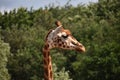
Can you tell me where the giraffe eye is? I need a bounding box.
[62,35,68,38]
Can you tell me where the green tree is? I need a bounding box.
[53,63,72,80]
[0,0,120,79]
[0,37,11,80]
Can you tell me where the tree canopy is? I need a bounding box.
[0,0,120,80]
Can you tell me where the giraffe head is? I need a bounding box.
[45,21,85,52]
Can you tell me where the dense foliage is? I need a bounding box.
[0,37,10,80]
[0,0,120,80]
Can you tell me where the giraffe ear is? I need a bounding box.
[63,29,71,35]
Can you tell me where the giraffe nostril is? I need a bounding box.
[71,41,77,46]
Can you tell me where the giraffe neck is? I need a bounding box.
[43,44,53,80]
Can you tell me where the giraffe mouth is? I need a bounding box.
[72,42,85,52]
[75,46,85,52]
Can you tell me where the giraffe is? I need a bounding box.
[42,21,85,80]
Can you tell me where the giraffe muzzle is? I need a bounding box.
[75,43,85,52]
[71,41,85,52]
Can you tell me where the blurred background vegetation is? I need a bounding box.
[0,0,120,80]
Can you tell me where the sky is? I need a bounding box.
[0,0,98,13]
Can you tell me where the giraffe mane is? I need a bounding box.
[45,29,53,41]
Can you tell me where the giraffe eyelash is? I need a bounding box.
[62,35,69,38]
